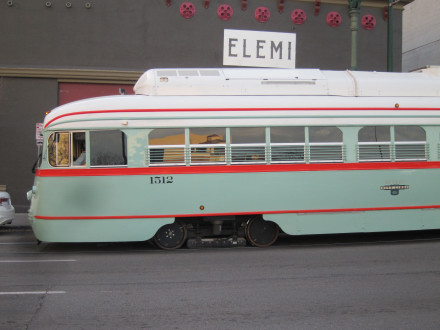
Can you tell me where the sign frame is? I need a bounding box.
[223,29,296,69]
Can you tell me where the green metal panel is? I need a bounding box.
[267,209,432,236]
[31,217,172,243]
[29,166,440,242]
[124,129,150,167]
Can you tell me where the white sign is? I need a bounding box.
[36,123,43,145]
[223,29,296,69]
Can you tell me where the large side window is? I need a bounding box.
[309,127,344,162]
[395,126,426,161]
[358,126,391,161]
[270,127,305,163]
[230,127,266,163]
[190,128,226,164]
[90,130,127,166]
[358,126,426,162]
[148,129,185,165]
[145,126,347,167]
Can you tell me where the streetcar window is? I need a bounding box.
[358,126,390,142]
[394,126,426,161]
[90,130,127,166]
[190,128,226,164]
[270,127,305,163]
[309,126,342,143]
[395,126,425,141]
[308,127,344,162]
[48,132,70,167]
[230,127,265,143]
[48,131,86,167]
[358,126,391,161]
[72,132,86,166]
[230,127,265,163]
[148,129,185,164]
[270,127,305,143]
[358,126,427,162]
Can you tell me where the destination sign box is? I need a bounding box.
[223,29,296,69]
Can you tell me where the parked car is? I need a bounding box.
[0,187,14,225]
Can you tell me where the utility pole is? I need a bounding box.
[348,0,362,70]
[387,0,400,72]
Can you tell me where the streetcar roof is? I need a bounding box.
[43,94,440,129]
[43,67,440,129]
[133,67,440,97]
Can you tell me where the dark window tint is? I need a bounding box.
[90,131,127,166]
[72,132,86,166]
[309,127,342,142]
[395,126,426,161]
[309,127,343,162]
[270,127,305,143]
[358,126,390,142]
[230,127,265,163]
[230,127,265,143]
[395,126,425,141]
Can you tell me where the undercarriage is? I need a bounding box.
[152,215,280,250]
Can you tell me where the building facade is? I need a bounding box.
[402,0,440,72]
[0,0,411,211]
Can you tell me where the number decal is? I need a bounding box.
[149,176,174,184]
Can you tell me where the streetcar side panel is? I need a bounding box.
[30,165,440,241]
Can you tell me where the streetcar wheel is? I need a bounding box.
[245,216,279,247]
[153,222,187,250]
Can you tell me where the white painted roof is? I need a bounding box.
[133,67,440,97]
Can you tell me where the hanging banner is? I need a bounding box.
[223,29,296,68]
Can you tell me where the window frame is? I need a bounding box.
[89,130,128,168]
[357,126,427,162]
[147,126,346,167]
[47,131,86,168]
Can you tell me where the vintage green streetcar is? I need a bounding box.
[28,67,440,249]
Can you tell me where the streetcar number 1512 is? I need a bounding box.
[149,176,174,184]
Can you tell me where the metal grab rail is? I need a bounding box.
[357,142,391,162]
[230,143,266,164]
[395,142,428,161]
[148,145,186,166]
[269,143,306,163]
[148,142,346,166]
[308,143,345,163]
[190,144,227,165]
[358,142,427,162]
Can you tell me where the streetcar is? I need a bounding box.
[28,66,440,249]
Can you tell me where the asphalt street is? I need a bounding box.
[1,215,440,329]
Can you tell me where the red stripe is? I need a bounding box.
[44,107,440,128]
[34,204,440,221]
[35,161,440,177]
